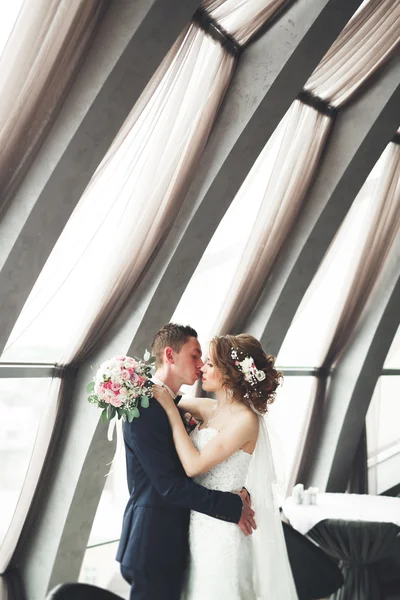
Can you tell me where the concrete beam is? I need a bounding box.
[125,0,363,356]
[0,0,200,355]
[252,61,400,353]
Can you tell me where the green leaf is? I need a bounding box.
[117,408,123,420]
[86,381,95,394]
[141,396,149,409]
[149,356,156,364]
[143,350,151,361]
[101,408,108,423]
[126,406,140,422]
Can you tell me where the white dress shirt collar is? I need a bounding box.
[151,375,177,399]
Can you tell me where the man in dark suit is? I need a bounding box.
[116,323,255,600]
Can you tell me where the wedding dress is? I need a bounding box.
[181,422,298,600]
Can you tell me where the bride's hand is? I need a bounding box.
[152,384,176,412]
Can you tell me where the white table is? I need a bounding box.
[282,492,400,535]
[282,493,400,600]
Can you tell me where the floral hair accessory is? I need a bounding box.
[231,347,266,386]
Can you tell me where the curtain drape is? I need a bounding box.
[297,136,400,484]
[212,0,400,336]
[2,0,290,367]
[0,0,290,585]
[0,0,106,221]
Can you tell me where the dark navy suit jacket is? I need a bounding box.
[116,395,242,581]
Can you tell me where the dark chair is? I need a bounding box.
[282,521,344,600]
[46,582,124,600]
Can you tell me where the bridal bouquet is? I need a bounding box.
[86,352,155,423]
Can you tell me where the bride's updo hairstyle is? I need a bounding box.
[209,334,282,414]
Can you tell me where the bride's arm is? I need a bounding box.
[153,385,257,478]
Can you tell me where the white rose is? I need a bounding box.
[240,357,254,372]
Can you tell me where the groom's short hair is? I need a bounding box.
[151,323,198,368]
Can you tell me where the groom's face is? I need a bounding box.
[172,337,204,385]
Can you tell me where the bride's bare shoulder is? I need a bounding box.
[234,404,259,431]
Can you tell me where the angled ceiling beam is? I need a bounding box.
[0,0,200,355]
[253,63,400,353]
[127,0,363,355]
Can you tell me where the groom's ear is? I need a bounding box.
[165,346,175,364]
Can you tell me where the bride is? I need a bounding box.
[153,333,298,599]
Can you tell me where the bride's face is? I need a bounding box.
[201,355,223,393]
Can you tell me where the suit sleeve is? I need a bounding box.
[127,405,242,524]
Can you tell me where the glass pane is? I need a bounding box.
[86,456,129,548]
[80,433,130,595]
[367,376,400,494]
[79,541,130,599]
[267,375,315,490]
[0,377,53,548]
[277,154,386,368]
[384,325,400,369]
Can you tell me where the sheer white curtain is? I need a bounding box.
[0,0,291,579]
[204,0,287,45]
[2,0,290,367]
[0,0,106,219]
[212,0,400,336]
[320,140,400,369]
[305,0,400,107]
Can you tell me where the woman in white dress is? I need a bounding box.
[153,333,298,600]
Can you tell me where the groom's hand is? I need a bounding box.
[239,487,251,504]
[238,496,256,536]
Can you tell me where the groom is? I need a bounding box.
[116,323,255,600]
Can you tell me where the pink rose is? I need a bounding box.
[120,370,130,381]
[119,387,128,396]
[110,396,123,407]
[111,382,121,392]
[126,357,138,368]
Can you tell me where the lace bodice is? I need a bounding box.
[190,426,252,492]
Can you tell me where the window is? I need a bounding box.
[171,118,287,352]
[79,442,130,596]
[384,326,400,369]
[277,160,384,368]
[367,376,400,494]
[0,376,53,548]
[267,375,316,488]
[0,1,24,58]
